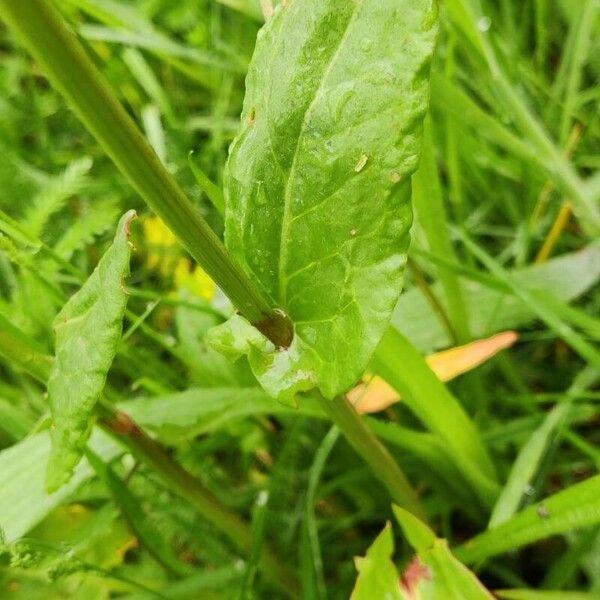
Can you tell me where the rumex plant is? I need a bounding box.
[1,0,600,598]
[210,0,437,402]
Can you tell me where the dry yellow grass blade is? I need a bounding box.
[349,331,518,415]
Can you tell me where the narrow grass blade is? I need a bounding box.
[459,231,600,372]
[302,426,339,600]
[372,328,499,508]
[490,367,599,528]
[188,151,225,215]
[457,475,600,563]
[393,242,600,353]
[412,119,471,342]
[86,448,191,577]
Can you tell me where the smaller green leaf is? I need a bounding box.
[392,505,436,554]
[393,505,494,600]
[350,523,403,600]
[206,314,316,405]
[46,210,135,492]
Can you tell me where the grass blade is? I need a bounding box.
[372,328,499,508]
[457,475,600,563]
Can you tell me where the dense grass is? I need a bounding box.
[0,0,599,598]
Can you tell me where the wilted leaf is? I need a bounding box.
[46,211,135,492]
[349,331,518,414]
[212,0,438,401]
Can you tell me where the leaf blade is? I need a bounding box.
[457,474,600,564]
[46,210,135,491]
[350,523,403,600]
[393,505,494,599]
[222,0,438,399]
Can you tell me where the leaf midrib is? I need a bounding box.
[276,3,360,307]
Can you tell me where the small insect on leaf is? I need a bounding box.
[210,0,439,402]
[46,211,136,492]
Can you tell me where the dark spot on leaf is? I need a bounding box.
[257,309,294,349]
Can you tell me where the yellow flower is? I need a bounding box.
[143,215,179,276]
[142,215,216,300]
[174,257,216,301]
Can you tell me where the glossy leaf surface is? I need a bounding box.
[216,0,438,400]
[46,211,135,491]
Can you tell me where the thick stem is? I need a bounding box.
[0,0,292,347]
[317,394,427,521]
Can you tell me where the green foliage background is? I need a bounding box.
[0,0,599,598]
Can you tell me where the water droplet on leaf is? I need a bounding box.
[477,16,491,32]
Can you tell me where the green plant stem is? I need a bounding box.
[0,0,292,348]
[98,405,299,596]
[316,394,427,521]
[0,324,298,597]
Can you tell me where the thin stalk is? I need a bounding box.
[413,119,471,343]
[408,258,457,344]
[316,394,427,522]
[98,406,298,596]
[0,0,292,347]
[535,203,573,263]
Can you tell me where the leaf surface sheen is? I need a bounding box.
[220,0,438,400]
[46,211,135,491]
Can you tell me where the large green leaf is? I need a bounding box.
[46,211,135,491]
[211,0,438,401]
